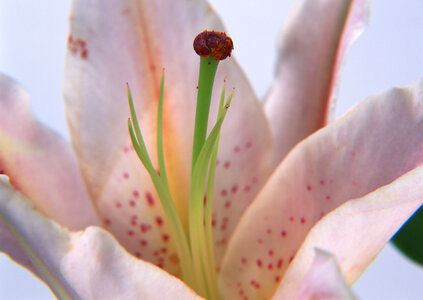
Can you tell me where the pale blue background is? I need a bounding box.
[0,0,422,299]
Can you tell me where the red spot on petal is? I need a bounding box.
[104,219,111,226]
[300,217,306,224]
[256,259,262,268]
[249,280,260,289]
[266,228,272,234]
[223,161,231,169]
[68,35,88,59]
[216,238,227,246]
[145,192,154,206]
[129,199,136,207]
[140,223,152,233]
[241,257,247,264]
[221,189,228,197]
[268,249,274,256]
[231,185,238,193]
[275,275,281,283]
[320,179,325,185]
[326,195,331,201]
[140,240,148,247]
[307,185,312,191]
[212,218,217,228]
[267,263,273,270]
[289,216,294,222]
[123,172,129,179]
[133,190,140,198]
[244,185,251,192]
[115,202,122,208]
[123,146,129,153]
[224,201,231,209]
[245,141,252,149]
[162,234,169,242]
[155,216,164,227]
[160,247,168,254]
[277,258,283,269]
[289,256,294,263]
[234,146,240,153]
[127,230,134,237]
[257,239,263,244]
[281,230,287,237]
[135,252,142,258]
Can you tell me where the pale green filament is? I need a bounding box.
[128,57,231,300]
[189,91,232,299]
[204,88,233,299]
[128,80,194,287]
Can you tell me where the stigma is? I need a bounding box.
[193,30,233,61]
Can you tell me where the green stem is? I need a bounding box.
[192,56,219,173]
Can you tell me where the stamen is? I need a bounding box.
[127,81,195,288]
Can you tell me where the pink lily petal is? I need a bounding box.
[293,249,356,300]
[274,167,423,298]
[219,79,423,300]
[0,74,98,229]
[264,0,369,166]
[0,178,203,300]
[210,60,273,264]
[64,0,272,271]
[0,219,40,278]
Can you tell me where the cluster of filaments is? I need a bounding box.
[127,30,233,300]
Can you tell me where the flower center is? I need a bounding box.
[128,31,233,300]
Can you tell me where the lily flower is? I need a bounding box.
[0,0,422,299]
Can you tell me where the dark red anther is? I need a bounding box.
[193,30,234,61]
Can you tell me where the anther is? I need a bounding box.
[193,30,234,61]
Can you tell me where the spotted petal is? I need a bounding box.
[264,0,369,166]
[219,79,423,300]
[274,167,423,298]
[64,0,272,273]
[0,73,97,229]
[0,178,203,300]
